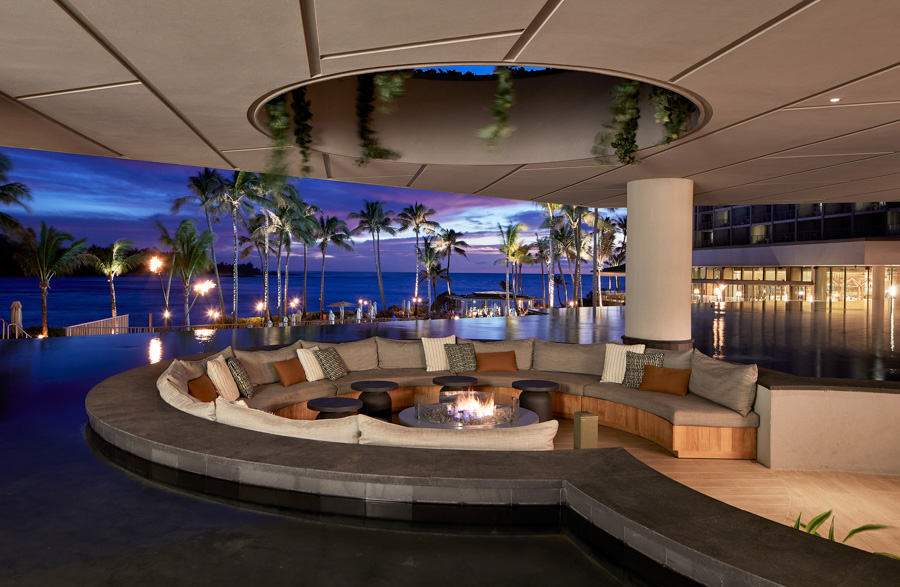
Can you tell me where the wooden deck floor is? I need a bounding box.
[553,420,900,557]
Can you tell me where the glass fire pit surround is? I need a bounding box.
[415,391,519,428]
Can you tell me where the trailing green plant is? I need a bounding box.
[374,71,411,114]
[477,66,516,152]
[264,98,290,177]
[594,79,642,166]
[355,73,400,166]
[290,87,313,176]
[793,510,898,559]
[648,86,698,145]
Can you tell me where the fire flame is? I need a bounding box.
[445,391,495,420]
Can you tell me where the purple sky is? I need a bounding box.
[2,146,565,273]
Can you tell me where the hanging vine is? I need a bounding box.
[648,86,698,144]
[477,66,516,152]
[355,73,400,166]
[264,97,290,176]
[594,79,642,166]
[374,71,411,114]
[289,87,313,176]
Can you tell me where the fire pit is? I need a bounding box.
[398,391,539,429]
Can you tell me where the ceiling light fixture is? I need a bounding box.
[829,98,841,103]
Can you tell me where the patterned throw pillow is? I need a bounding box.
[313,347,348,381]
[444,343,477,373]
[226,357,254,398]
[622,351,664,388]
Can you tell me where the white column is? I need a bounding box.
[624,178,694,349]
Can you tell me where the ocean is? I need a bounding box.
[0,271,625,328]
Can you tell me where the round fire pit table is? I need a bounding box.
[350,380,397,421]
[306,397,363,420]
[512,379,557,423]
[432,375,478,402]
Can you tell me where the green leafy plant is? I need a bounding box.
[595,79,642,166]
[793,510,897,559]
[477,66,516,152]
[355,73,400,166]
[289,87,313,176]
[374,71,411,114]
[264,98,290,177]
[648,86,698,145]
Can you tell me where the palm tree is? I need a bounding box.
[497,223,525,316]
[172,168,226,315]
[90,239,145,317]
[349,200,396,309]
[417,237,448,319]
[155,221,178,326]
[294,200,321,316]
[539,202,561,307]
[531,234,551,306]
[269,189,312,317]
[15,222,89,336]
[0,152,32,235]
[239,214,276,307]
[264,182,301,318]
[396,202,439,302]
[562,205,589,306]
[172,219,215,328]
[513,242,533,297]
[435,228,469,295]
[315,215,353,315]
[212,170,260,320]
[552,224,574,305]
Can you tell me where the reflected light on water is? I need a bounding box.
[712,305,725,359]
[194,329,215,343]
[148,338,162,364]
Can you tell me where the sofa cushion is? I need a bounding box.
[234,339,304,385]
[622,351,664,388]
[375,337,426,369]
[445,343,477,373]
[645,347,693,370]
[273,357,306,387]
[475,351,518,372]
[689,350,759,417]
[357,414,558,451]
[157,359,216,421]
[532,339,606,377]
[601,343,645,384]
[303,338,378,371]
[639,365,690,396]
[296,347,325,381]
[206,356,240,401]
[216,398,359,444]
[423,335,456,371]
[187,374,218,402]
[458,370,597,396]
[314,347,349,381]
[457,338,534,370]
[226,357,254,398]
[244,379,338,412]
[584,381,759,428]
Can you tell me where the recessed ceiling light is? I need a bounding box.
[829,98,841,103]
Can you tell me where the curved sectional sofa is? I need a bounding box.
[158,336,760,458]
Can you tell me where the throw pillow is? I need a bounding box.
[444,343,477,373]
[601,343,646,384]
[422,335,456,371]
[622,351,665,388]
[689,350,759,416]
[296,347,325,382]
[273,357,306,387]
[475,350,518,372]
[639,365,691,396]
[187,374,218,403]
[206,356,240,401]
[226,357,254,398]
[314,347,349,381]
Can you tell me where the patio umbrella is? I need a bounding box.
[328,301,355,320]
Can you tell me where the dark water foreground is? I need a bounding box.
[0,304,895,584]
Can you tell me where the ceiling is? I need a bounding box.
[2,0,899,207]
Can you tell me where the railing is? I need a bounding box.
[752,234,770,244]
[773,210,795,221]
[732,215,751,226]
[823,204,852,215]
[714,218,730,228]
[797,206,821,218]
[1,319,32,339]
[65,315,130,337]
[888,224,900,236]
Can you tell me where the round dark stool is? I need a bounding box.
[307,397,363,420]
[350,380,397,421]
[512,379,557,423]
[432,375,478,401]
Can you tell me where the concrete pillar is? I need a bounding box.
[814,267,828,303]
[622,178,694,350]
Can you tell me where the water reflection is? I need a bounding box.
[148,338,162,364]
[711,305,725,359]
[193,329,215,343]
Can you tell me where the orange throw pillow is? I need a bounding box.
[638,365,691,396]
[475,350,518,372]
[273,357,307,387]
[187,374,219,402]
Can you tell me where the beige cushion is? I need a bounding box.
[375,337,427,369]
[532,339,606,377]
[422,335,456,371]
[206,356,240,401]
[296,347,325,381]
[244,379,338,412]
[157,359,216,420]
[304,338,378,371]
[357,414,558,451]
[233,339,304,385]
[645,347,694,370]
[457,338,534,370]
[215,398,359,444]
[601,343,645,384]
[689,350,759,416]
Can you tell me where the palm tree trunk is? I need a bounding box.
[446,251,452,295]
[413,231,420,300]
[574,216,582,307]
[276,233,284,320]
[302,243,308,317]
[205,208,226,317]
[374,230,386,309]
[548,215,555,308]
[593,211,600,308]
[232,208,239,321]
[183,279,191,328]
[320,247,327,315]
[558,256,568,305]
[539,255,546,306]
[263,214,270,321]
[165,261,174,326]
[109,276,117,317]
[427,272,432,319]
[41,283,49,337]
[284,237,292,317]
[505,259,510,316]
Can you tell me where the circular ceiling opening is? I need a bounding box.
[255,66,704,167]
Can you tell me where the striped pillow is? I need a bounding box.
[601,343,646,384]
[422,335,456,371]
[296,347,325,382]
[622,351,664,388]
[225,357,254,398]
[206,356,240,401]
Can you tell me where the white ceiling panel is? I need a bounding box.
[411,164,521,194]
[224,148,329,180]
[0,94,117,157]
[688,154,882,192]
[776,121,900,157]
[790,65,900,108]
[478,166,602,199]
[328,155,421,180]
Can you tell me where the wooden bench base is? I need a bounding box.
[274,387,756,460]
